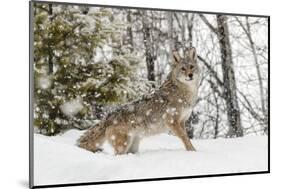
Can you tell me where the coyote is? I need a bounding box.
[78,47,200,155]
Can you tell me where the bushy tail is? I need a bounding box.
[78,122,106,153]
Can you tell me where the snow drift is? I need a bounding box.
[34,130,268,186]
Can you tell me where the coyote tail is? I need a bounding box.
[78,122,106,153]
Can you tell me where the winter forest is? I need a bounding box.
[31,2,269,185]
[33,2,268,139]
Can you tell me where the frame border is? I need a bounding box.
[29,0,270,188]
[29,1,34,188]
[31,0,270,18]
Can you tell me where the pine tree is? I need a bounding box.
[33,3,152,135]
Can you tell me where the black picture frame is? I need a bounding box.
[29,1,270,188]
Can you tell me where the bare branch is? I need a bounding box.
[234,17,252,40]
[199,14,218,34]
[197,55,224,86]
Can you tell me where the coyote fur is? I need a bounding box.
[78,47,201,155]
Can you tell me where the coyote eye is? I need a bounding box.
[190,65,194,69]
[181,67,186,71]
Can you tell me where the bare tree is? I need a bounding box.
[199,14,243,137]
[217,15,243,137]
[235,17,267,127]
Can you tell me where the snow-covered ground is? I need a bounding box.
[34,130,268,186]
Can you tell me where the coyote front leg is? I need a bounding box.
[128,136,141,154]
[168,120,196,151]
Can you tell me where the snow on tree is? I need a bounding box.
[60,97,84,117]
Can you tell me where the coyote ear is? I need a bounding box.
[172,50,181,64]
[187,47,197,62]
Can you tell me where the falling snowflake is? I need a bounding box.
[146,109,152,116]
[60,97,83,117]
[37,76,52,90]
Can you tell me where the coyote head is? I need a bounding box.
[171,47,200,84]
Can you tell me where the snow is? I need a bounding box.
[146,109,152,116]
[34,130,268,186]
[59,98,83,117]
[37,76,51,89]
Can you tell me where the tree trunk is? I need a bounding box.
[82,6,89,15]
[187,13,194,47]
[245,17,267,124]
[126,10,134,53]
[235,17,268,135]
[216,15,243,137]
[48,4,53,74]
[142,11,155,82]
[167,12,174,64]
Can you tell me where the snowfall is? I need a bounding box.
[34,130,268,186]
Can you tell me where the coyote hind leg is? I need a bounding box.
[107,128,130,155]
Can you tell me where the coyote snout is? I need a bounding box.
[78,47,201,155]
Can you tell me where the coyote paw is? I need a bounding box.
[186,147,196,151]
